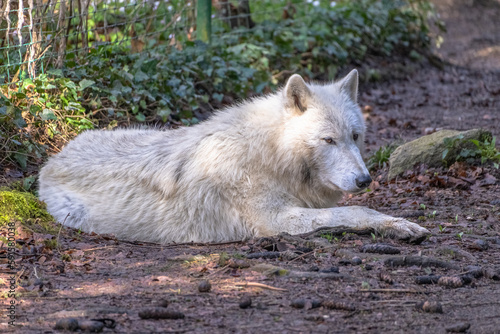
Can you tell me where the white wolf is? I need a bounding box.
[39,70,430,244]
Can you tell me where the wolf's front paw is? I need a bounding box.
[381,218,430,244]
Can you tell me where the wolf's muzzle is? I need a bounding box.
[355,175,372,190]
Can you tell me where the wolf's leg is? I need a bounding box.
[273,206,430,243]
[39,184,90,230]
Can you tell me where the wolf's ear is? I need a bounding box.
[284,74,311,114]
[338,69,358,103]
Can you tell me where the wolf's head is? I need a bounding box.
[282,69,372,194]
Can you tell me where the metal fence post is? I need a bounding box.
[196,0,212,44]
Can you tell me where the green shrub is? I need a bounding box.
[367,144,398,170]
[443,134,500,168]
[468,136,500,168]
[0,0,442,169]
[1,74,94,168]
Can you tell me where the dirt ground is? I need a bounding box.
[2,0,500,333]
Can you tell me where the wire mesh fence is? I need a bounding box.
[0,0,319,85]
[0,0,197,84]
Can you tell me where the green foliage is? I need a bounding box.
[443,135,500,168]
[367,144,398,170]
[0,74,94,168]
[9,175,37,193]
[469,137,500,168]
[442,134,464,162]
[1,0,440,169]
[70,41,264,122]
[320,232,334,242]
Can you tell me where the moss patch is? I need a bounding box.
[0,189,53,227]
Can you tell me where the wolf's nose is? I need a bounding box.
[355,175,372,189]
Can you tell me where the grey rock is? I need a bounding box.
[388,129,492,180]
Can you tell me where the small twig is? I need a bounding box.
[25,294,111,301]
[287,271,351,280]
[297,226,372,239]
[14,253,38,257]
[118,239,244,249]
[82,245,116,252]
[207,265,229,277]
[171,240,245,247]
[369,299,417,304]
[361,289,420,293]
[55,213,70,255]
[235,282,287,292]
[16,268,25,284]
[457,176,475,185]
[33,266,40,279]
[384,255,460,270]
[286,249,316,263]
[246,251,280,259]
[286,245,336,264]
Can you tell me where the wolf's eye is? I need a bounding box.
[323,137,336,145]
[353,133,359,141]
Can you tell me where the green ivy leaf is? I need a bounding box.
[29,105,41,115]
[469,139,480,147]
[212,93,224,102]
[134,70,149,82]
[40,82,57,90]
[135,113,146,122]
[157,108,171,122]
[41,109,57,121]
[442,148,449,161]
[47,69,63,77]
[63,80,77,91]
[14,153,27,169]
[79,79,95,91]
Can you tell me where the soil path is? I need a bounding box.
[3,1,500,333]
[433,0,500,71]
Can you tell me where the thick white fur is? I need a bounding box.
[38,70,430,243]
